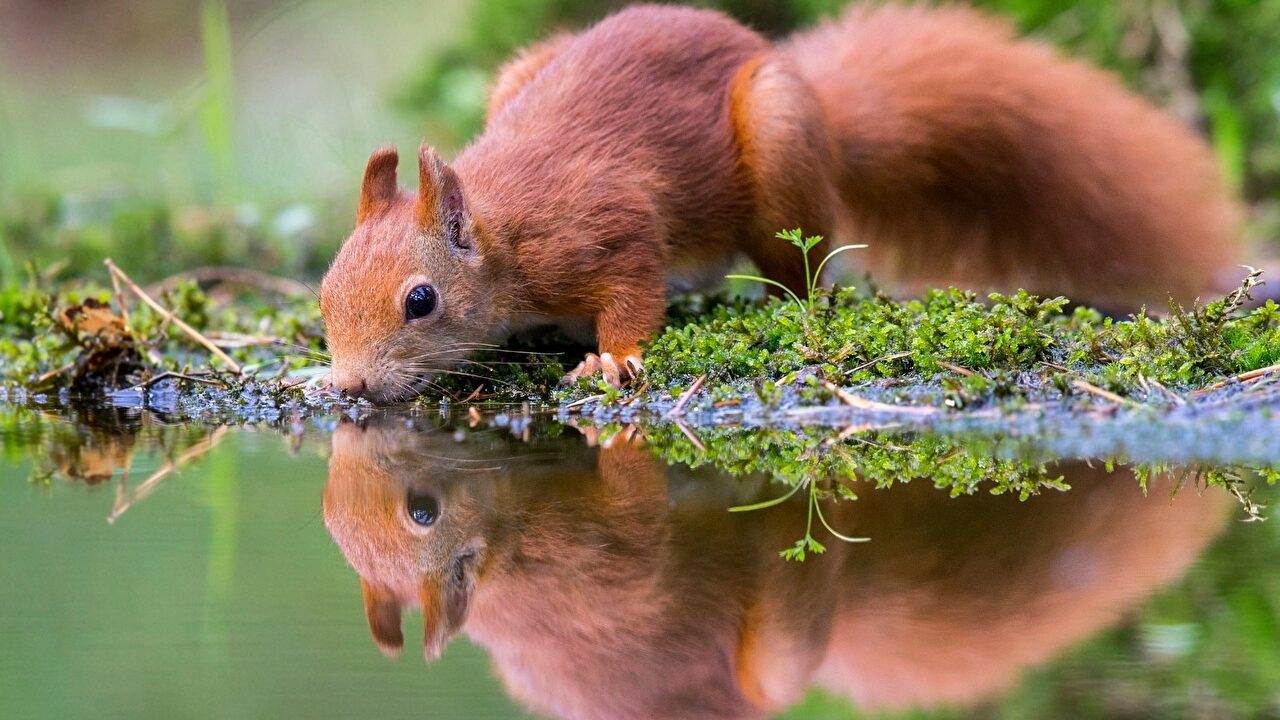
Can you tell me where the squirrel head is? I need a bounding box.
[320,144,504,402]
[322,419,498,662]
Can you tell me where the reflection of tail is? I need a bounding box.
[783,4,1242,309]
[811,464,1229,711]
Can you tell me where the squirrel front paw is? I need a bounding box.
[567,421,641,448]
[561,351,643,388]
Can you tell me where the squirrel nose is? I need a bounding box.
[333,374,368,398]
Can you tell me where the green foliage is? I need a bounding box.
[5,238,1278,410]
[0,278,327,392]
[634,417,1275,558]
[644,424,1070,502]
[0,272,568,403]
[0,197,341,285]
[641,259,1279,406]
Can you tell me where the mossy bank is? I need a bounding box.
[2,255,1279,421]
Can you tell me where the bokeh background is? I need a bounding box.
[1,0,1278,286]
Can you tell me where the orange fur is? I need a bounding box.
[784,4,1241,309]
[320,3,1244,401]
[323,420,1230,719]
[485,32,574,122]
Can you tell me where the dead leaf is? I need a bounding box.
[57,298,130,346]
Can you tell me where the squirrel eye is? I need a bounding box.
[404,284,437,321]
[406,490,440,527]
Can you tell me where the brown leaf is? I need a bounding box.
[57,298,130,346]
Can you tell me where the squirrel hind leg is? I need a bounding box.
[728,53,842,294]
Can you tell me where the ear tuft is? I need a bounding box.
[419,546,476,665]
[357,145,400,224]
[360,578,405,658]
[416,143,473,255]
[417,144,446,213]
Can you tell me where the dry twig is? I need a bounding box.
[565,394,604,410]
[1072,379,1133,406]
[845,351,913,376]
[104,259,243,374]
[108,427,228,523]
[673,420,706,452]
[1189,362,1280,397]
[666,374,707,418]
[820,381,940,416]
[938,361,976,377]
[130,371,223,390]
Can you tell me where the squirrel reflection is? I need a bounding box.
[323,419,1228,719]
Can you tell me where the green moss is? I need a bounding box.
[3,227,1279,416]
[633,263,1279,406]
[642,423,1069,501]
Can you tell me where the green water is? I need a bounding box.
[2,405,1278,719]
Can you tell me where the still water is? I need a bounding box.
[2,404,1278,719]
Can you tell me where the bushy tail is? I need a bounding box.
[782,4,1243,311]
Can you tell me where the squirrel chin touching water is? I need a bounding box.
[319,2,1243,402]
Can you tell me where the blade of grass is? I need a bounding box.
[730,480,803,512]
[812,244,868,293]
[199,0,237,204]
[813,494,869,543]
[104,258,243,373]
[725,274,805,310]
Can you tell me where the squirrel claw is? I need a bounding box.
[561,353,604,386]
[561,351,644,388]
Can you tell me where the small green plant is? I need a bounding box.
[728,455,870,561]
[726,228,866,313]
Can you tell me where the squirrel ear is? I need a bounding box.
[419,576,451,663]
[419,543,478,663]
[360,578,405,658]
[357,145,400,224]
[417,143,474,256]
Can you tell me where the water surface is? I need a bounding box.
[2,404,1277,719]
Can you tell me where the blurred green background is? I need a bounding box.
[1,0,1278,285]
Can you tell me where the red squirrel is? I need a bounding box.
[322,419,1228,718]
[320,3,1241,401]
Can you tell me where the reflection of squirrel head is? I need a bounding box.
[322,419,1231,719]
[322,418,508,660]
